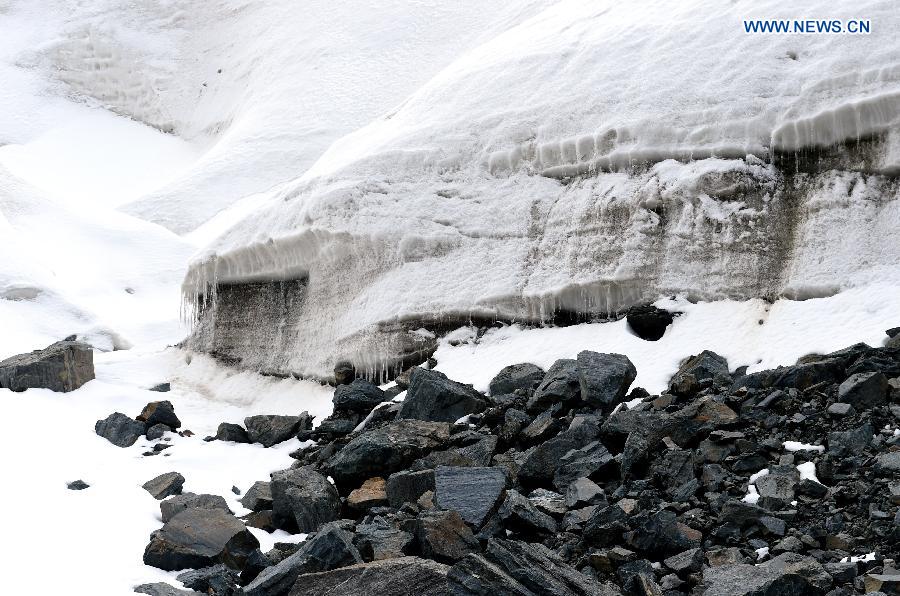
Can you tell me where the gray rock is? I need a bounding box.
[95,412,145,447]
[143,508,259,571]
[270,467,341,532]
[518,414,601,486]
[176,564,239,594]
[755,467,799,504]
[434,466,506,527]
[553,440,615,490]
[149,383,171,392]
[142,472,185,500]
[838,371,889,409]
[242,522,362,596]
[827,422,873,457]
[527,359,580,412]
[876,451,900,473]
[398,368,487,423]
[328,420,450,488]
[0,340,94,392]
[565,477,604,509]
[333,379,387,413]
[488,363,545,396]
[67,479,89,490]
[527,488,567,516]
[576,351,636,411]
[133,583,196,596]
[625,509,701,556]
[215,422,250,443]
[288,557,451,596]
[146,423,170,440]
[244,415,301,447]
[355,520,414,561]
[498,490,557,534]
[447,538,608,595]
[240,481,273,512]
[664,548,704,574]
[702,553,830,595]
[334,361,356,385]
[826,402,855,417]
[863,571,900,594]
[415,509,480,563]
[161,492,231,523]
[387,469,436,508]
[519,405,562,444]
[137,400,181,431]
[669,350,729,395]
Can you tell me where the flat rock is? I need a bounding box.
[398,368,487,423]
[702,553,830,596]
[270,467,341,532]
[133,583,196,596]
[0,340,94,392]
[433,466,506,527]
[244,415,302,447]
[288,556,451,596]
[95,412,145,448]
[161,492,231,523]
[143,508,259,571]
[143,472,185,500]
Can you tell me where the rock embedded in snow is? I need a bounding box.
[136,400,181,431]
[142,472,185,500]
[398,368,487,424]
[66,479,89,490]
[669,350,729,396]
[214,422,250,443]
[244,414,302,447]
[288,556,450,596]
[160,492,231,523]
[487,363,545,397]
[239,481,273,512]
[575,351,637,411]
[143,508,260,571]
[145,423,169,440]
[626,305,675,341]
[270,467,340,533]
[149,383,171,393]
[838,371,890,409]
[0,340,94,393]
[332,379,387,414]
[95,412,145,447]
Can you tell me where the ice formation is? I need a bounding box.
[184,1,900,379]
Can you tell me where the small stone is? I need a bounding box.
[160,493,230,523]
[142,472,185,500]
[149,383,171,392]
[146,423,170,440]
[95,412,145,448]
[827,402,855,417]
[66,480,89,490]
[215,422,250,443]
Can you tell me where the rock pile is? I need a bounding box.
[135,333,898,595]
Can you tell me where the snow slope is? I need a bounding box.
[184,0,900,379]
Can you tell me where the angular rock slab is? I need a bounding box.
[271,467,341,532]
[576,351,636,410]
[488,363,545,397]
[161,492,230,522]
[702,553,830,596]
[398,368,487,423]
[434,466,506,527]
[0,340,94,392]
[143,472,185,500]
[288,556,451,596]
[143,508,259,571]
[244,414,302,447]
[95,412,145,447]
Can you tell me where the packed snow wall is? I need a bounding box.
[184,0,900,381]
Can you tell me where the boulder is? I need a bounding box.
[215,422,250,443]
[837,371,889,409]
[497,490,557,535]
[355,521,414,561]
[244,415,302,447]
[287,557,451,596]
[332,379,387,414]
[240,481,272,511]
[143,508,259,571]
[327,420,449,488]
[146,424,170,440]
[161,492,231,522]
[576,351,636,411]
[242,522,362,596]
[0,340,94,392]
[488,363,545,396]
[447,538,608,595]
[95,412,145,447]
[176,564,239,595]
[137,400,181,431]
[518,415,601,486]
[347,477,388,511]
[433,466,506,527]
[270,467,341,532]
[626,304,675,341]
[142,472,185,500]
[527,359,580,412]
[66,480,89,490]
[669,350,729,395]
[414,509,480,563]
[624,510,701,556]
[702,553,831,595]
[398,368,487,423]
[387,469,436,508]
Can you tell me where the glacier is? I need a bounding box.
[183,0,900,380]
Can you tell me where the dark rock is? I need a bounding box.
[215,422,250,443]
[497,490,557,534]
[702,553,831,595]
[143,508,259,571]
[355,520,414,561]
[137,400,181,431]
[328,420,449,488]
[294,411,315,440]
[664,547,704,574]
[270,467,341,532]
[161,492,230,523]
[488,363,545,396]
[433,466,506,527]
[387,469,436,508]
[876,451,900,473]
[498,408,531,444]
[838,372,889,409]
[347,477,388,511]
[518,414,601,486]
[334,361,356,385]
[133,583,196,596]
[142,472,185,500]
[553,440,615,490]
[66,480,89,490]
[519,405,563,444]
[149,383,171,392]
[333,379,387,414]
[826,403,855,417]
[827,422,873,456]
[863,570,900,594]
[146,423,170,440]
[243,510,276,532]
[244,415,302,447]
[796,478,828,499]
[177,564,239,595]
[670,350,729,395]
[627,304,675,341]
[95,412,145,447]
[415,509,479,563]
[288,556,450,596]
[734,358,843,392]
[576,351,637,411]
[0,340,94,392]
[823,562,857,584]
[527,488,567,516]
[242,521,363,596]
[719,500,787,536]
[527,359,580,412]
[625,509,702,556]
[398,368,487,423]
[565,477,604,508]
[447,538,608,595]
